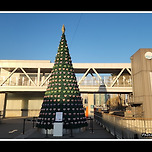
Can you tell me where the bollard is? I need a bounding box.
[90,117,94,133]
[69,122,74,137]
[32,119,35,128]
[45,129,49,138]
[70,128,73,137]
[134,133,138,139]
[32,117,36,128]
[23,119,26,134]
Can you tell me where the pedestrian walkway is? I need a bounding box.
[17,120,115,139]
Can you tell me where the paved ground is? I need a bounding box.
[24,120,115,139]
[0,117,115,139]
[0,117,35,139]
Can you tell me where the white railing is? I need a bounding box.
[0,75,49,87]
[77,75,132,87]
[0,75,132,87]
[95,111,152,139]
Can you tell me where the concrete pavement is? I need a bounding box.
[17,119,115,139]
[0,117,115,139]
[0,117,35,139]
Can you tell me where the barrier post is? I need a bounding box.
[23,118,26,134]
[90,117,94,133]
[45,129,48,138]
[69,122,74,137]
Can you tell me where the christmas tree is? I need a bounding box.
[36,25,88,129]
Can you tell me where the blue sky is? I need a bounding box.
[0,12,152,63]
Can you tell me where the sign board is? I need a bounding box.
[55,112,63,122]
[90,105,94,109]
[145,52,152,60]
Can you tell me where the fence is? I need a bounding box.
[94,111,152,139]
[22,117,37,134]
[0,75,132,87]
[77,75,132,87]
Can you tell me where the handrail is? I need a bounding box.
[94,111,152,139]
[0,75,132,87]
[22,117,37,134]
[96,111,152,120]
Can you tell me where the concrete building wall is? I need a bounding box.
[131,48,152,118]
[3,92,95,118]
[5,92,44,117]
[0,93,7,117]
[88,94,94,117]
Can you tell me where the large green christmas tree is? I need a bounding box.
[36,25,88,129]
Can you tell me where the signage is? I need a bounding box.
[145,52,152,60]
[55,112,63,122]
[91,105,94,109]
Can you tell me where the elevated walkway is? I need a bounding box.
[0,60,132,94]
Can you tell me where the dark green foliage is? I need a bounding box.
[36,33,88,129]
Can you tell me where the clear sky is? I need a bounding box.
[0,12,152,63]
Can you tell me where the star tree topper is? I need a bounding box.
[62,24,65,34]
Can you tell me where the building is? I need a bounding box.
[0,60,132,118]
[131,48,152,118]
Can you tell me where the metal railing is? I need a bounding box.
[0,75,132,87]
[0,75,49,87]
[22,117,37,134]
[94,111,152,139]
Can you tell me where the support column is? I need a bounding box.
[88,93,94,118]
[21,99,28,117]
[37,68,40,86]
[0,93,7,118]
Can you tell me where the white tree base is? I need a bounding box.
[40,127,86,135]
